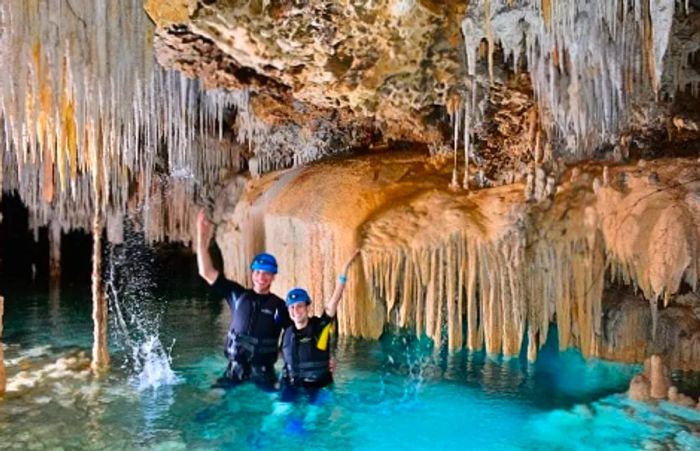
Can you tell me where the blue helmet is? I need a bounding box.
[286,288,311,307]
[250,253,278,274]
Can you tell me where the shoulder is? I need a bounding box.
[211,274,246,299]
[260,292,286,310]
[267,293,285,307]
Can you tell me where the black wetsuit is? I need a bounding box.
[280,313,334,394]
[211,274,290,388]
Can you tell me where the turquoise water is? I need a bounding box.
[1,285,699,450]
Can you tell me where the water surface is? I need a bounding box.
[1,285,698,450]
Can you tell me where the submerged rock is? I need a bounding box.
[668,386,697,408]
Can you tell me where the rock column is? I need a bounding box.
[91,212,109,373]
[0,295,5,395]
[49,221,61,288]
[90,129,109,373]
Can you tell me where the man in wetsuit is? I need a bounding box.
[196,209,290,388]
[280,250,359,396]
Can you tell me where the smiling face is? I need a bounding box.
[251,269,275,294]
[288,301,310,329]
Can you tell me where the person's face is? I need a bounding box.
[288,302,309,327]
[251,269,275,293]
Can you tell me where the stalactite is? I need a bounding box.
[447,87,481,191]
[0,1,242,244]
[196,86,700,368]
[461,0,680,155]
[448,96,461,189]
[484,0,495,84]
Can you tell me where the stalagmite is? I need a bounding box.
[627,355,698,404]
[0,295,5,396]
[668,386,697,408]
[628,374,652,401]
[649,355,671,399]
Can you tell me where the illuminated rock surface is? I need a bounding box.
[213,152,700,369]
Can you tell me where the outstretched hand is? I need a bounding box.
[196,208,213,243]
[326,249,361,317]
[341,248,361,275]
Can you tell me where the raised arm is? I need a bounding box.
[196,208,219,285]
[325,249,361,318]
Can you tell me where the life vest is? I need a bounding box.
[225,291,283,362]
[281,316,334,384]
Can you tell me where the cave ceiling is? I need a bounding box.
[147,0,700,175]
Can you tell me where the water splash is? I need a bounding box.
[130,335,178,391]
[380,331,438,403]
[106,221,180,391]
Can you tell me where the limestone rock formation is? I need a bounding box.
[146,0,700,175]
[148,0,466,143]
[628,374,652,402]
[668,386,697,408]
[649,355,672,399]
[628,355,700,409]
[3,0,699,240]
[1,0,700,374]
[602,291,700,371]
[213,150,700,368]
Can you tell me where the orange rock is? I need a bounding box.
[649,355,671,399]
[628,374,651,402]
[144,0,195,27]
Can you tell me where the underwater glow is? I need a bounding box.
[1,285,698,450]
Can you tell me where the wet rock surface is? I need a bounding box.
[603,291,700,371]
